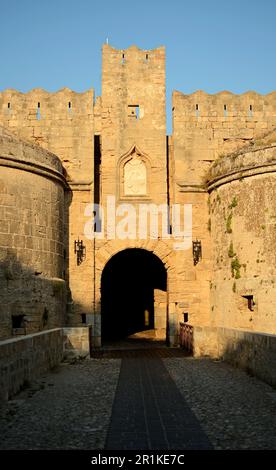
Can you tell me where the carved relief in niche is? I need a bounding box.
[124,152,147,196]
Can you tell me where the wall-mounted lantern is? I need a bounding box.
[192,240,202,265]
[74,239,86,265]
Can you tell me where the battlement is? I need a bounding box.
[0,88,95,183]
[102,43,165,65]
[0,88,94,121]
[173,90,276,119]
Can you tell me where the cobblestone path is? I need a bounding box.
[0,350,276,450]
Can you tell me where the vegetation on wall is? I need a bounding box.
[228,241,235,258]
[231,257,241,279]
[229,197,238,209]
[226,213,233,234]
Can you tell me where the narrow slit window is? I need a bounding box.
[195,103,199,117]
[36,102,41,120]
[184,312,189,323]
[249,104,253,117]
[7,102,11,109]
[145,53,149,61]
[122,53,125,64]
[224,104,227,117]
[68,101,71,109]
[81,313,86,324]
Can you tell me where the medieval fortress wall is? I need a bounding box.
[208,137,276,334]
[0,44,275,350]
[0,88,94,182]
[0,88,96,331]
[173,90,276,186]
[0,128,66,339]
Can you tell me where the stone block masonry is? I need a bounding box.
[0,326,92,400]
[183,324,276,388]
[0,328,63,400]
[0,44,275,350]
[0,127,67,339]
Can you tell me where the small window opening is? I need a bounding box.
[122,53,125,64]
[12,315,25,329]
[128,105,140,119]
[249,104,253,117]
[81,313,86,324]
[195,103,199,117]
[37,102,40,108]
[68,101,71,109]
[183,312,189,323]
[7,102,11,109]
[224,104,228,117]
[145,53,149,61]
[242,295,255,311]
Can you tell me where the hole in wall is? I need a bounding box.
[12,315,25,329]
[242,294,255,311]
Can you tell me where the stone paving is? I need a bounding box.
[165,357,276,450]
[0,359,121,450]
[0,350,276,450]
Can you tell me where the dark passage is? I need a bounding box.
[105,355,212,450]
[101,249,166,341]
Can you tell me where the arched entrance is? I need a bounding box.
[101,249,167,342]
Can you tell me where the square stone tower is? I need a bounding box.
[93,44,171,346]
[100,44,167,206]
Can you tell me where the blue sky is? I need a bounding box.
[0,0,275,132]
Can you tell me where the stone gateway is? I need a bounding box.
[0,44,275,352]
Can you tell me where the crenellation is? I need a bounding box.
[0,43,275,352]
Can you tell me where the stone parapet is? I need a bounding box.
[181,324,276,388]
[0,328,63,400]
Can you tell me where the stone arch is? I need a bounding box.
[100,247,168,341]
[93,240,177,347]
[117,145,151,200]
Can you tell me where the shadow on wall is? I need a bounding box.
[63,187,73,323]
[222,337,276,389]
[0,248,66,340]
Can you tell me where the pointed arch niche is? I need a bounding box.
[118,145,151,200]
